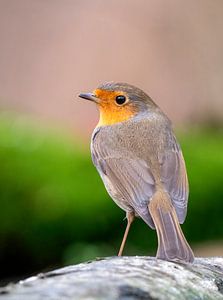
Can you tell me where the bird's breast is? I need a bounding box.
[96,103,137,127]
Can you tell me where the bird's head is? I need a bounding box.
[79,82,158,127]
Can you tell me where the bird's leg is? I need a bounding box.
[118,211,135,256]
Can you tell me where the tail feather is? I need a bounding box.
[149,190,194,263]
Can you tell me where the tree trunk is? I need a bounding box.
[0,256,223,300]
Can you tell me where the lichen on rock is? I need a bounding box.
[0,257,223,300]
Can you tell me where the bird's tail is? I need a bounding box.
[148,190,194,263]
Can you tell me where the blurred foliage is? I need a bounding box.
[0,113,223,281]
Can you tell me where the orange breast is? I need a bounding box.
[97,104,136,127]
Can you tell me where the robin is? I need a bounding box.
[79,82,194,263]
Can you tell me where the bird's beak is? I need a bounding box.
[78,93,98,103]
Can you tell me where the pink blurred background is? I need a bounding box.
[0,0,223,137]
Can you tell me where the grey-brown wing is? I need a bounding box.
[161,135,189,224]
[91,130,155,228]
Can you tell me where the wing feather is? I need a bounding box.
[91,126,189,227]
[161,136,189,223]
[91,129,155,228]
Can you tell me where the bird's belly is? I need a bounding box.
[101,173,134,213]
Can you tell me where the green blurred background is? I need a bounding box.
[0,0,223,285]
[0,113,222,284]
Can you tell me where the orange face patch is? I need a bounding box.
[94,89,137,127]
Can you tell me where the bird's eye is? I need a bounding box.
[115,95,126,105]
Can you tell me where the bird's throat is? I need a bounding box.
[97,104,136,127]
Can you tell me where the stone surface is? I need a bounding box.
[0,256,223,300]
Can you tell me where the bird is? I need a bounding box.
[79,82,194,263]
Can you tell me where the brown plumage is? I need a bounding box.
[79,82,194,263]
